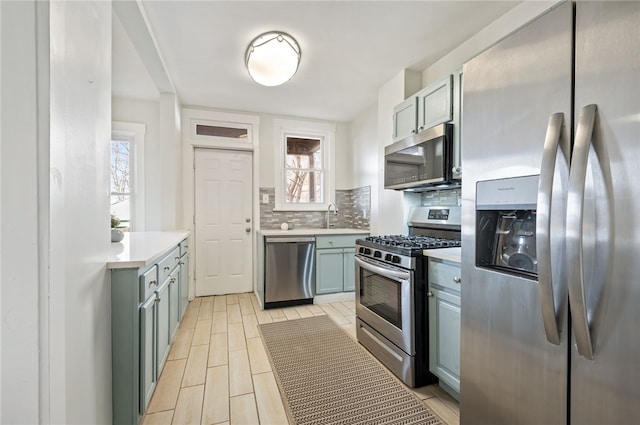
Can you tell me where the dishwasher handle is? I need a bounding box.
[265,236,316,243]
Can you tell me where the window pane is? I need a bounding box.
[196,124,248,139]
[111,140,130,194]
[111,195,131,227]
[286,137,321,169]
[285,170,323,203]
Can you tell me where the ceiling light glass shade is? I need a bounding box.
[245,31,301,87]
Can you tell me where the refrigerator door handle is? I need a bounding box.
[567,104,597,360]
[536,112,566,345]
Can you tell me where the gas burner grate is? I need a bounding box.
[365,235,461,250]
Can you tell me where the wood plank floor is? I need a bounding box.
[142,293,460,425]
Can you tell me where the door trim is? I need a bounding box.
[182,108,261,301]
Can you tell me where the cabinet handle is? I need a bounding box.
[453,276,461,284]
[419,126,425,131]
[175,256,180,261]
[427,291,434,297]
[179,262,185,266]
[452,166,462,174]
[170,277,176,284]
[164,266,170,272]
[148,279,157,288]
[411,129,417,134]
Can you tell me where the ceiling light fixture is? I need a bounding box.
[245,31,301,87]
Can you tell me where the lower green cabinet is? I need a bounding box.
[428,257,461,400]
[179,253,189,318]
[140,294,156,412]
[169,268,180,341]
[316,248,345,294]
[343,249,356,291]
[156,278,171,376]
[111,238,189,425]
[315,234,366,295]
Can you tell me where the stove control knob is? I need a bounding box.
[384,254,392,261]
[391,255,401,264]
[358,247,365,254]
[373,251,382,258]
[364,248,372,255]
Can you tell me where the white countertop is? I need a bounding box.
[108,231,190,269]
[423,247,461,263]
[258,228,370,236]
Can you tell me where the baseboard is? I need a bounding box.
[314,292,355,304]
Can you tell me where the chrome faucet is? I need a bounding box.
[327,202,339,229]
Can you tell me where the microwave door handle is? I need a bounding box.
[567,104,599,360]
[355,257,410,282]
[536,112,566,345]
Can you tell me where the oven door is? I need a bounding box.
[355,256,414,354]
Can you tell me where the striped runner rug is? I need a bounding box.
[259,315,442,425]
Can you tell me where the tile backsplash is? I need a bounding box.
[421,187,461,207]
[259,186,371,230]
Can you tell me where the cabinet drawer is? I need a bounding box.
[179,239,189,257]
[158,247,180,282]
[428,258,461,293]
[139,265,158,302]
[316,234,365,249]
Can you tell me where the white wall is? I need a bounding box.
[257,113,352,190]
[48,1,113,423]
[422,1,560,86]
[349,1,561,235]
[1,2,42,422]
[159,93,183,229]
[373,70,421,235]
[112,97,163,230]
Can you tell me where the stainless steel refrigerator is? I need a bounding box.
[461,2,640,424]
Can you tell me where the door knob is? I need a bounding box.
[246,218,251,223]
[245,227,251,233]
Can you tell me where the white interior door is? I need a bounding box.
[194,148,253,296]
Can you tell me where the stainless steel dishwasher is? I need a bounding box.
[264,236,315,309]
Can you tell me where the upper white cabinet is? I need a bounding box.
[392,96,419,141]
[392,74,453,142]
[417,74,453,133]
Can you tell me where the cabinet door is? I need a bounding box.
[140,295,156,413]
[392,96,418,141]
[429,287,461,396]
[343,248,355,292]
[168,268,179,340]
[179,253,189,318]
[156,279,171,376]
[316,248,345,294]
[417,74,453,131]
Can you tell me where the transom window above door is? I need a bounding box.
[273,118,335,211]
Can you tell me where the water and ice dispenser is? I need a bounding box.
[476,175,539,279]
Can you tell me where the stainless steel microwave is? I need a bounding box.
[384,123,453,190]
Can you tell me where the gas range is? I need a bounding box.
[356,235,461,268]
[354,205,462,387]
[356,206,462,268]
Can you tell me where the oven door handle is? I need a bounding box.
[355,257,410,282]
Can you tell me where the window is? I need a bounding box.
[111,137,132,229]
[285,136,323,203]
[274,119,335,211]
[111,121,145,230]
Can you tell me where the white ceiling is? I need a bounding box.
[113,1,520,122]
